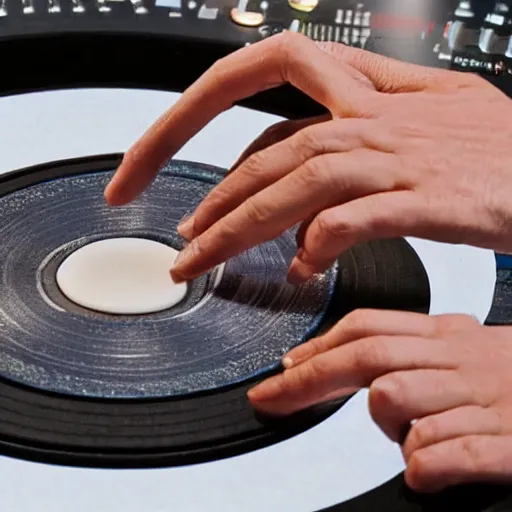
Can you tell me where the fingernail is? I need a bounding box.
[177,215,195,240]
[170,269,186,284]
[170,244,192,283]
[287,256,314,285]
[282,356,294,369]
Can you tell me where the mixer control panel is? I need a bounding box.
[434,1,512,75]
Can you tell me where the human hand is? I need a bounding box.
[104,33,512,284]
[247,309,512,493]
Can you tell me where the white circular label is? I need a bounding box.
[56,237,187,314]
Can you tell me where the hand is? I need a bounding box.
[104,33,512,285]
[247,310,512,493]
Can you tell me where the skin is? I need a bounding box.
[249,310,512,492]
[104,33,512,492]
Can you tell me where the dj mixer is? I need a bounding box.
[0,1,510,112]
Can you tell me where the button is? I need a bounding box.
[288,19,300,32]
[494,2,510,14]
[230,8,264,26]
[455,0,474,18]
[485,12,505,25]
[288,0,318,13]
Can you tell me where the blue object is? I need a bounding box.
[0,162,336,400]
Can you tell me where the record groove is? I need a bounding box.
[0,155,430,468]
[0,158,336,399]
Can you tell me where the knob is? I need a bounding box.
[446,20,467,50]
[479,28,499,53]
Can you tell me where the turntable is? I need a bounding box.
[0,1,511,511]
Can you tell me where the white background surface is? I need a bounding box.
[0,88,498,512]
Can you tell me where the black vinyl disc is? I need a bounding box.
[0,154,430,469]
[319,473,512,512]
[0,157,338,400]
[0,1,511,508]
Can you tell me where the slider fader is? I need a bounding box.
[435,0,512,75]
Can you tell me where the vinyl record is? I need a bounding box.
[0,158,337,400]
[320,473,512,512]
[0,0,508,506]
[0,153,430,469]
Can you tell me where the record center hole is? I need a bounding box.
[56,237,188,315]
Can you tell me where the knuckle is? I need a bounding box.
[315,213,338,239]
[274,30,304,53]
[217,214,246,246]
[242,197,271,225]
[369,373,407,413]
[435,314,480,334]
[296,155,339,192]
[266,32,302,73]
[293,126,326,157]
[259,120,294,143]
[315,211,348,240]
[407,450,435,490]
[203,183,233,210]
[352,338,391,374]
[459,436,492,473]
[341,309,372,334]
[308,357,332,384]
[490,407,505,436]
[271,374,289,397]
[209,56,230,79]
[240,151,266,178]
[291,359,331,395]
[295,158,322,186]
[365,56,394,92]
[407,417,439,451]
[316,41,348,59]
[189,237,202,257]
[307,336,327,357]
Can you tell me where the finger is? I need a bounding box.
[295,212,319,250]
[402,406,504,462]
[105,32,376,205]
[230,115,331,172]
[282,309,437,368]
[171,149,400,283]
[247,336,455,416]
[227,56,375,171]
[286,190,431,284]
[405,435,512,493]
[178,117,391,240]
[368,370,479,443]
[289,185,505,283]
[292,219,339,286]
[316,42,455,93]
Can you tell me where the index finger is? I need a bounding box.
[247,336,455,416]
[104,32,375,205]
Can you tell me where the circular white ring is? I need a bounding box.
[56,237,187,315]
